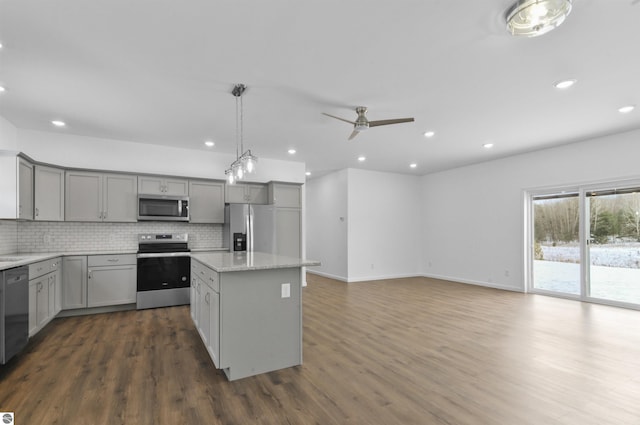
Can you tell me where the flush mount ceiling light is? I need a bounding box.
[225,84,258,185]
[506,0,573,37]
[204,140,215,147]
[423,131,435,138]
[51,120,66,127]
[483,143,494,149]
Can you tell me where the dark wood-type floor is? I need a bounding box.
[1,274,639,424]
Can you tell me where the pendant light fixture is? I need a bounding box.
[225,84,258,184]
[506,0,572,37]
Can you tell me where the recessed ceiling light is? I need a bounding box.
[0,86,5,92]
[424,131,435,138]
[410,163,417,168]
[204,140,215,147]
[288,149,296,154]
[483,143,494,149]
[305,171,311,176]
[554,79,576,89]
[618,105,635,114]
[358,156,366,162]
[51,120,66,127]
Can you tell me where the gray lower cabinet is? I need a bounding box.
[28,257,62,337]
[87,254,136,307]
[62,256,88,309]
[192,260,220,368]
[189,180,225,223]
[190,261,199,325]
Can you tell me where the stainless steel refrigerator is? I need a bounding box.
[223,204,277,253]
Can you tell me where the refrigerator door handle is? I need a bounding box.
[248,206,254,252]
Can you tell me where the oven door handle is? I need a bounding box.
[136,252,191,258]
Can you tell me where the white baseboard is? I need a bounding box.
[421,273,524,293]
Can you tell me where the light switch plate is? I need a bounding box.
[281,283,291,298]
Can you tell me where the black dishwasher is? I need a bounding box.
[1,265,29,364]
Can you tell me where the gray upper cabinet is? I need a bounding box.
[18,158,34,220]
[103,173,138,222]
[189,180,225,223]
[268,182,302,208]
[34,165,65,221]
[65,171,137,222]
[225,183,268,204]
[138,175,188,196]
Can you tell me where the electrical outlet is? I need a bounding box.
[281,283,291,298]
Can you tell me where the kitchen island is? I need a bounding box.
[190,251,319,381]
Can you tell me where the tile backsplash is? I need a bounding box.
[0,220,18,254]
[17,221,223,253]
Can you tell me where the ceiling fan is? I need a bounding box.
[322,107,415,140]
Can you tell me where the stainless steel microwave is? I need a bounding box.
[138,195,189,221]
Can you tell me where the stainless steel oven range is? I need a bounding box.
[136,233,190,310]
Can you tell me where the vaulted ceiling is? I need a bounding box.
[1,0,639,178]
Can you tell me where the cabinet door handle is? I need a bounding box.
[88,270,92,279]
[107,258,119,263]
[205,293,210,304]
[103,211,107,220]
[35,207,39,217]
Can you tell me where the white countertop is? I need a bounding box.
[0,249,320,272]
[0,250,140,271]
[191,251,320,273]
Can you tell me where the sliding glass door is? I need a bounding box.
[586,189,640,305]
[529,182,640,309]
[532,192,581,296]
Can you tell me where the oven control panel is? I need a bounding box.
[138,233,188,243]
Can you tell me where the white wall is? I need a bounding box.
[421,128,640,291]
[0,116,18,151]
[347,169,422,282]
[305,169,348,280]
[306,168,422,282]
[17,128,306,183]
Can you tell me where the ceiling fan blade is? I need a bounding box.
[368,118,415,128]
[348,129,360,140]
[322,112,356,125]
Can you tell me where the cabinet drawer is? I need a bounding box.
[29,259,51,279]
[203,267,219,293]
[88,254,137,267]
[193,261,219,292]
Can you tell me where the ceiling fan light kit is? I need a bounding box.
[322,106,415,140]
[506,0,572,37]
[225,83,258,185]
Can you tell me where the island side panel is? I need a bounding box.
[219,267,302,381]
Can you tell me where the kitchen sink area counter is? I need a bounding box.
[190,251,319,381]
[0,250,138,271]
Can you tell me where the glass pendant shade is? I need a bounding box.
[506,0,572,37]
